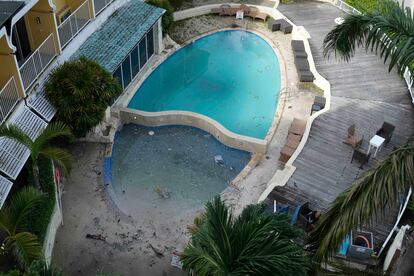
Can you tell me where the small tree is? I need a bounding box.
[45,57,122,138]
[181,197,309,275]
[0,123,73,191]
[0,187,44,269]
[147,0,174,34]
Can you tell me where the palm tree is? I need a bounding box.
[307,0,414,261]
[307,143,414,261]
[181,197,309,275]
[0,186,44,269]
[0,122,73,191]
[323,1,414,77]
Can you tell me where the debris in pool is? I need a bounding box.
[214,155,225,167]
[148,131,155,136]
[154,186,171,199]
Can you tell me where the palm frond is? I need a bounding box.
[181,196,309,275]
[33,122,73,149]
[323,1,414,76]
[2,186,45,234]
[307,143,414,261]
[4,232,42,269]
[38,147,72,174]
[0,124,33,149]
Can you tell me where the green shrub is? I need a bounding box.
[147,0,174,34]
[45,57,122,138]
[169,0,183,10]
[346,0,381,12]
[24,157,56,242]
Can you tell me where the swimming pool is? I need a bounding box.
[109,124,251,219]
[128,30,281,139]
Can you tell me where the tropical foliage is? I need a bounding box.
[24,158,57,242]
[45,57,122,138]
[148,0,174,34]
[346,0,380,12]
[323,1,414,77]
[0,123,72,191]
[307,143,414,261]
[0,187,44,269]
[181,197,309,275]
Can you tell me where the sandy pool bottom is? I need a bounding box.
[109,124,251,222]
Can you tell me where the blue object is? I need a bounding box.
[276,205,290,214]
[339,234,350,256]
[290,205,301,225]
[128,30,281,139]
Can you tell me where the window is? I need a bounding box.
[139,38,147,69]
[147,28,154,58]
[122,56,132,89]
[131,45,140,78]
[113,66,123,88]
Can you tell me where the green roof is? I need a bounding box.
[72,0,164,73]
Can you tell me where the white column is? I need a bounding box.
[154,17,164,54]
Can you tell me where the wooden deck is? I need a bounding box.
[267,1,414,251]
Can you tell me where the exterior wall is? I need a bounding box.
[120,108,268,153]
[25,0,59,51]
[42,165,63,266]
[0,36,25,97]
[154,18,163,54]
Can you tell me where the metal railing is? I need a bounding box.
[331,0,361,15]
[58,0,91,49]
[93,0,114,16]
[0,77,20,124]
[19,33,57,91]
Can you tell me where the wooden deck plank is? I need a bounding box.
[267,1,414,251]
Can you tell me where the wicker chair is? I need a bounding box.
[376,121,395,146]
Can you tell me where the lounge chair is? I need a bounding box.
[351,148,371,169]
[376,121,395,146]
[292,40,305,51]
[215,4,235,16]
[247,6,268,22]
[279,144,295,163]
[288,118,306,136]
[314,96,326,109]
[344,124,363,149]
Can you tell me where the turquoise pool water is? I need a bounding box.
[128,30,281,139]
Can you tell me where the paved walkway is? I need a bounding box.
[267,0,414,251]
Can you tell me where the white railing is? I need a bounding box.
[93,0,114,16]
[19,33,57,91]
[403,67,414,103]
[0,77,20,124]
[331,0,361,15]
[58,0,91,49]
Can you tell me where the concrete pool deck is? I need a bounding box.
[53,13,319,275]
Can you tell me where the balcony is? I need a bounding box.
[19,33,57,91]
[58,0,92,49]
[0,77,20,124]
[93,0,115,16]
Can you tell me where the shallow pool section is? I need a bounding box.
[128,30,281,139]
[110,124,251,219]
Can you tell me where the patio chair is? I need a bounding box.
[288,118,307,136]
[268,19,284,31]
[247,6,268,22]
[344,124,363,149]
[351,148,371,169]
[217,4,235,16]
[376,121,395,146]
